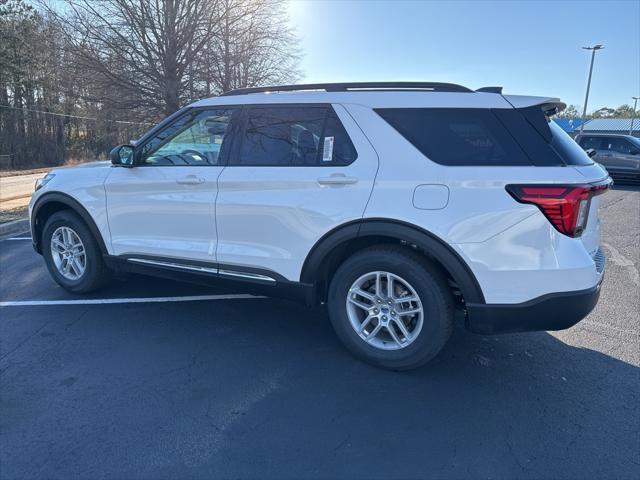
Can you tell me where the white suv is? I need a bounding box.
[29,82,611,369]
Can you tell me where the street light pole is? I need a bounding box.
[630,96,639,135]
[579,44,604,135]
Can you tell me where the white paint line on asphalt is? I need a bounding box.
[0,294,264,307]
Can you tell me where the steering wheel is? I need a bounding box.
[180,149,207,163]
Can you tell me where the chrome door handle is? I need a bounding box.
[176,175,205,185]
[317,174,358,186]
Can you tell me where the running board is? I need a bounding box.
[127,258,276,283]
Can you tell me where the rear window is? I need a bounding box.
[376,107,594,167]
[375,108,531,166]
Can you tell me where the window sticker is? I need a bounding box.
[322,136,334,162]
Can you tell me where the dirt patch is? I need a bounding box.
[0,205,28,224]
[0,167,52,178]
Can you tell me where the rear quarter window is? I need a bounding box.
[377,106,594,167]
[375,108,531,166]
[548,122,593,166]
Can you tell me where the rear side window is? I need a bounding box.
[377,107,594,166]
[375,108,531,166]
[548,122,593,166]
[234,106,357,166]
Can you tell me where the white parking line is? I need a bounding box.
[0,294,263,307]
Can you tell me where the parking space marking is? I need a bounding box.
[0,294,263,307]
[1,237,32,241]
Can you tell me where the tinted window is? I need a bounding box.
[235,106,357,166]
[606,138,636,154]
[142,109,236,166]
[548,122,593,166]
[493,109,563,166]
[376,108,531,166]
[579,136,605,149]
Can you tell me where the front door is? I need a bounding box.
[215,104,378,281]
[105,107,238,262]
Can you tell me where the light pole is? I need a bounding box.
[630,96,639,135]
[579,44,604,135]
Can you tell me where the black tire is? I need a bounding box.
[42,210,111,293]
[328,245,454,370]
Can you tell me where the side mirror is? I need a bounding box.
[585,148,597,158]
[110,144,135,167]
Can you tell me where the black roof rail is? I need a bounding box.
[220,82,473,96]
[476,86,503,94]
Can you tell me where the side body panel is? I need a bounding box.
[345,103,608,304]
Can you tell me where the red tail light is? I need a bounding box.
[506,180,611,237]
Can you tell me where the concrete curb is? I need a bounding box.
[0,218,30,239]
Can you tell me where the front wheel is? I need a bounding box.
[328,246,454,370]
[42,210,111,293]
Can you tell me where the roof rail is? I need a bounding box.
[476,86,503,94]
[220,82,473,96]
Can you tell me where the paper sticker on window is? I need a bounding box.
[322,136,334,162]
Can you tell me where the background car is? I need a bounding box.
[575,133,640,183]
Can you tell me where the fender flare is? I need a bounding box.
[300,218,485,304]
[31,192,108,255]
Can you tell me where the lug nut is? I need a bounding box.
[373,308,379,314]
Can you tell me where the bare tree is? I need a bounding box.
[46,0,226,118]
[202,0,301,94]
[44,0,300,119]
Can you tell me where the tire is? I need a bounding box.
[328,245,454,370]
[42,210,111,293]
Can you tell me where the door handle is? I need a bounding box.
[317,174,358,186]
[176,175,205,185]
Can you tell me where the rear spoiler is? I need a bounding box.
[503,95,567,116]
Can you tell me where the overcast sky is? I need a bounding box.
[288,0,640,111]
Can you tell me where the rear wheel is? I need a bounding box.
[42,210,111,293]
[328,245,454,370]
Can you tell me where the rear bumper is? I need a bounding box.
[465,280,602,335]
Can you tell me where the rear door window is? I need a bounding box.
[375,108,531,166]
[233,106,357,166]
[607,138,636,154]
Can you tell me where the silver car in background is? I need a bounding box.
[575,134,640,183]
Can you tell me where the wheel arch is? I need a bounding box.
[31,192,108,255]
[301,218,485,305]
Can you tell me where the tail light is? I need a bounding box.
[506,180,611,237]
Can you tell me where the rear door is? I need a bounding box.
[215,104,378,281]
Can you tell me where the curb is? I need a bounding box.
[0,218,30,239]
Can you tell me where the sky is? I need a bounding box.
[287,0,640,112]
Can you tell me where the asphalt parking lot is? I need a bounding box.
[1,187,638,480]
